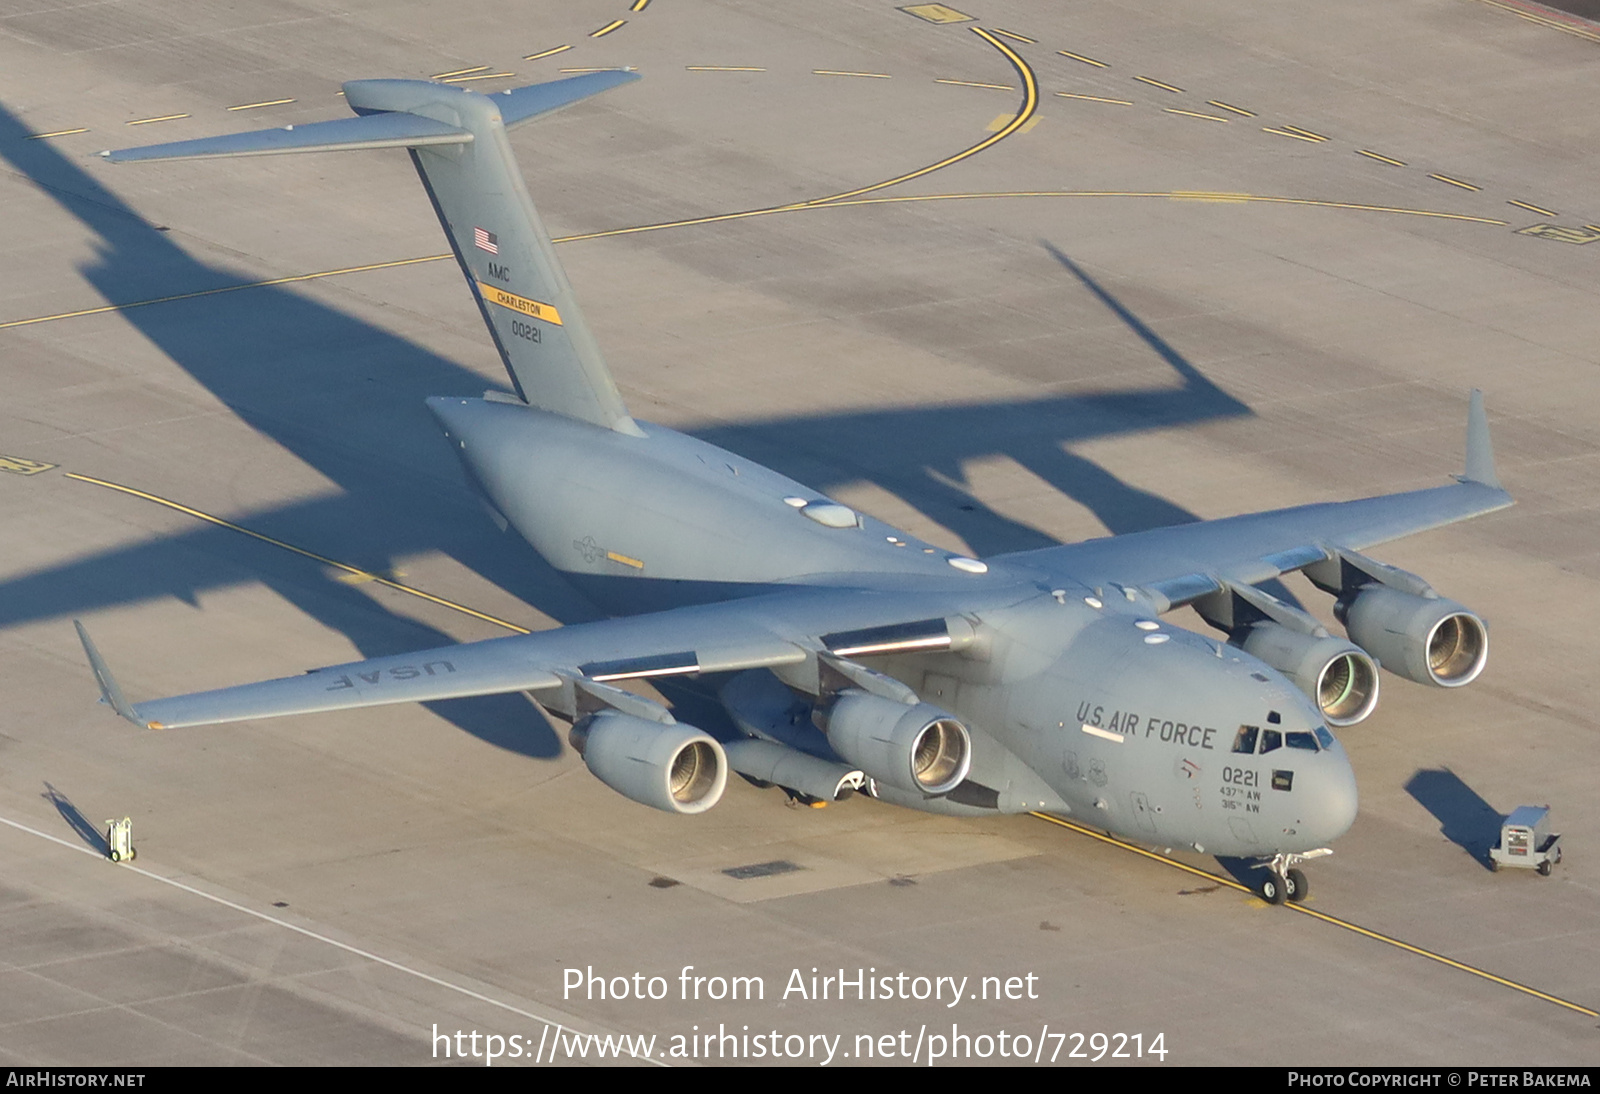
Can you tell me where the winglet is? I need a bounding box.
[73,621,144,726]
[1461,389,1502,490]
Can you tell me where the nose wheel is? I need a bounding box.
[1255,851,1327,905]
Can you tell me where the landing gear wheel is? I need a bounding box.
[1260,872,1287,905]
[1285,868,1308,902]
[109,850,121,863]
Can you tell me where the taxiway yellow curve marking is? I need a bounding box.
[63,473,532,635]
[1469,0,1600,42]
[590,19,625,38]
[26,128,89,139]
[524,45,572,60]
[127,114,189,126]
[1029,812,1599,1019]
[796,27,1039,207]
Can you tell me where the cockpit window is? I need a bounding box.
[1232,725,1259,754]
[1314,726,1335,750]
[1259,729,1282,754]
[1286,731,1318,751]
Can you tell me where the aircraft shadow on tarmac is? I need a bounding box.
[0,99,1252,759]
[1405,768,1505,871]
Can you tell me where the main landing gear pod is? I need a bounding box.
[1339,586,1488,687]
[723,737,866,804]
[570,712,728,814]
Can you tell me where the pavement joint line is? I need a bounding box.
[63,473,531,634]
[0,191,1514,330]
[0,812,656,1051]
[1028,812,1599,1019]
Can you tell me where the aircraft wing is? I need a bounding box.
[78,583,1013,730]
[1001,391,1512,606]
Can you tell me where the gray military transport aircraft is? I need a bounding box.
[78,72,1511,904]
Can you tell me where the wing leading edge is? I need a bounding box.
[1000,390,1512,607]
[75,585,1008,731]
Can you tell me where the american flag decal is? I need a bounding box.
[473,227,499,254]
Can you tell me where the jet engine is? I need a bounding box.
[569,712,728,814]
[1338,586,1487,687]
[1239,622,1380,726]
[815,689,971,796]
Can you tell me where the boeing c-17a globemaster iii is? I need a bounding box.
[77,72,1511,904]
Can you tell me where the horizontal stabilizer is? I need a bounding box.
[101,111,471,163]
[104,71,645,433]
[497,69,640,128]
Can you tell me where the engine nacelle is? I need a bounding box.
[569,712,727,814]
[1239,622,1380,727]
[1339,586,1488,688]
[817,690,971,796]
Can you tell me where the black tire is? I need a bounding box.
[109,850,120,863]
[1537,860,1552,877]
[1285,868,1308,903]
[1261,873,1287,905]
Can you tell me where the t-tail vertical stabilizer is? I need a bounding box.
[104,71,644,435]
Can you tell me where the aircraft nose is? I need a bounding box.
[1305,751,1359,843]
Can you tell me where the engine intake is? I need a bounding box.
[1339,586,1488,688]
[817,690,971,796]
[570,712,728,814]
[1239,622,1380,726]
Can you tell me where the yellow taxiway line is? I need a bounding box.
[63,473,532,635]
[1029,812,1598,1019]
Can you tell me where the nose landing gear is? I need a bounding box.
[1255,850,1330,905]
